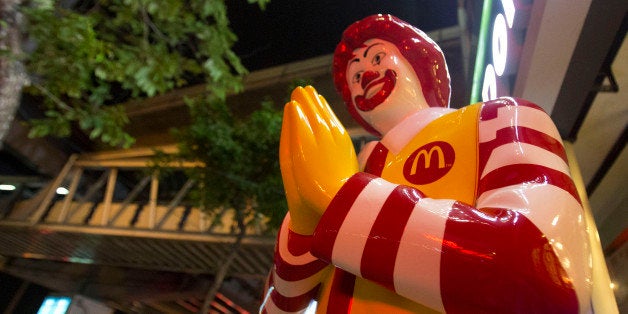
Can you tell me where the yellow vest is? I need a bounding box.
[317,104,481,313]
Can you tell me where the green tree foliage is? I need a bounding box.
[163,79,313,231]
[18,0,288,226]
[13,0,284,308]
[20,0,269,147]
[169,95,286,230]
[164,94,285,312]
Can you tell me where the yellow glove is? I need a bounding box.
[280,86,359,234]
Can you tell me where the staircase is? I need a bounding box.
[0,146,277,312]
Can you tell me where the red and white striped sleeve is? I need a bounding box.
[310,98,592,313]
[261,214,330,314]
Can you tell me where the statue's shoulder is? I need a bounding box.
[475,97,548,121]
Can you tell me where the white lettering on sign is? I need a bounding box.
[501,0,515,27]
[492,14,508,76]
[482,0,516,101]
[482,64,497,101]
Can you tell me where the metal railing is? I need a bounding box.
[0,146,275,278]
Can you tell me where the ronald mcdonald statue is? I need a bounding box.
[261,14,593,313]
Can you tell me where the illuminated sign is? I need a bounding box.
[37,296,71,314]
[470,0,531,103]
[37,295,113,314]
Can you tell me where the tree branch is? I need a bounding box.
[198,198,248,314]
[32,83,73,111]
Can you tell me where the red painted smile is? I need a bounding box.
[354,69,397,112]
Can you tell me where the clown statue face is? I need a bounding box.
[333,14,451,137]
[346,38,429,135]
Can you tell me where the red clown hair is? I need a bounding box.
[333,14,451,136]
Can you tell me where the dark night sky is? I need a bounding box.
[227,0,458,71]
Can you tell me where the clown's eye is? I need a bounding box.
[372,52,385,65]
[352,71,363,84]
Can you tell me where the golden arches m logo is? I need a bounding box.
[410,146,446,174]
[403,141,455,185]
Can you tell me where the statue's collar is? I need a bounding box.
[380,107,455,154]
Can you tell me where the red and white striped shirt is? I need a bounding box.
[262,98,591,313]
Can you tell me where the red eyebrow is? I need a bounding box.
[363,43,383,58]
[349,43,382,65]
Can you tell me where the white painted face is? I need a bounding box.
[346,39,429,135]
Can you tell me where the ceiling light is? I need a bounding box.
[56,187,69,195]
[0,184,16,191]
